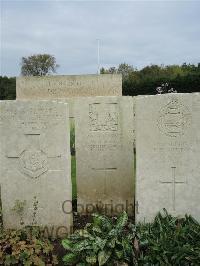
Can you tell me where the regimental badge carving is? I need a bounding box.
[89,103,118,131]
[157,98,191,137]
[19,149,48,178]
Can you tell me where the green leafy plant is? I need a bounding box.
[62,211,136,265]
[62,210,200,265]
[0,226,58,265]
[137,209,200,265]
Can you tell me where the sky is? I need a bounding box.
[0,0,200,77]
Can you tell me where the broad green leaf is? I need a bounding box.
[86,254,97,264]
[62,253,77,264]
[107,237,116,248]
[62,239,72,250]
[72,240,91,252]
[98,250,111,266]
[116,211,128,230]
[115,249,123,259]
[92,214,112,231]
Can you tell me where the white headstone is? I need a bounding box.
[135,93,200,222]
[0,101,72,236]
[75,97,135,215]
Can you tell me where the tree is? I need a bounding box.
[21,54,59,76]
[0,76,16,100]
[101,62,200,95]
[100,63,134,77]
[117,63,134,78]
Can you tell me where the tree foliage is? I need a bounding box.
[101,62,200,95]
[21,54,59,76]
[0,76,16,100]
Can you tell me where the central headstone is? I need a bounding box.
[75,97,135,215]
[0,101,72,236]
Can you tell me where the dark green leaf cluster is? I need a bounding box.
[0,76,16,100]
[101,62,200,95]
[62,211,136,265]
[62,210,200,265]
[137,209,200,265]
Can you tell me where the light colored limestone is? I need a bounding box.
[16,74,122,99]
[75,96,135,215]
[135,93,200,222]
[0,101,72,236]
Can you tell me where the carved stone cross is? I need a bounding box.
[160,166,186,211]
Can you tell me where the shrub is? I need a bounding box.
[62,210,200,265]
[0,226,58,265]
[62,211,136,265]
[137,209,200,265]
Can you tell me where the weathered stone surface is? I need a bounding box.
[75,96,135,215]
[135,93,200,222]
[16,74,122,99]
[0,101,72,236]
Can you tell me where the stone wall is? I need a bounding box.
[16,74,122,99]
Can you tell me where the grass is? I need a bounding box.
[71,155,77,201]
[70,120,77,201]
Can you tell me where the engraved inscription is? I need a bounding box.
[158,98,191,137]
[1,105,65,131]
[89,103,118,131]
[19,149,48,178]
[18,76,121,97]
[89,143,118,152]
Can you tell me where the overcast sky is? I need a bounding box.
[1,0,200,77]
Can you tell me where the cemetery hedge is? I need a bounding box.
[1,63,200,100]
[1,210,200,265]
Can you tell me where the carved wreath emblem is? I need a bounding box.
[157,98,191,137]
[19,149,48,178]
